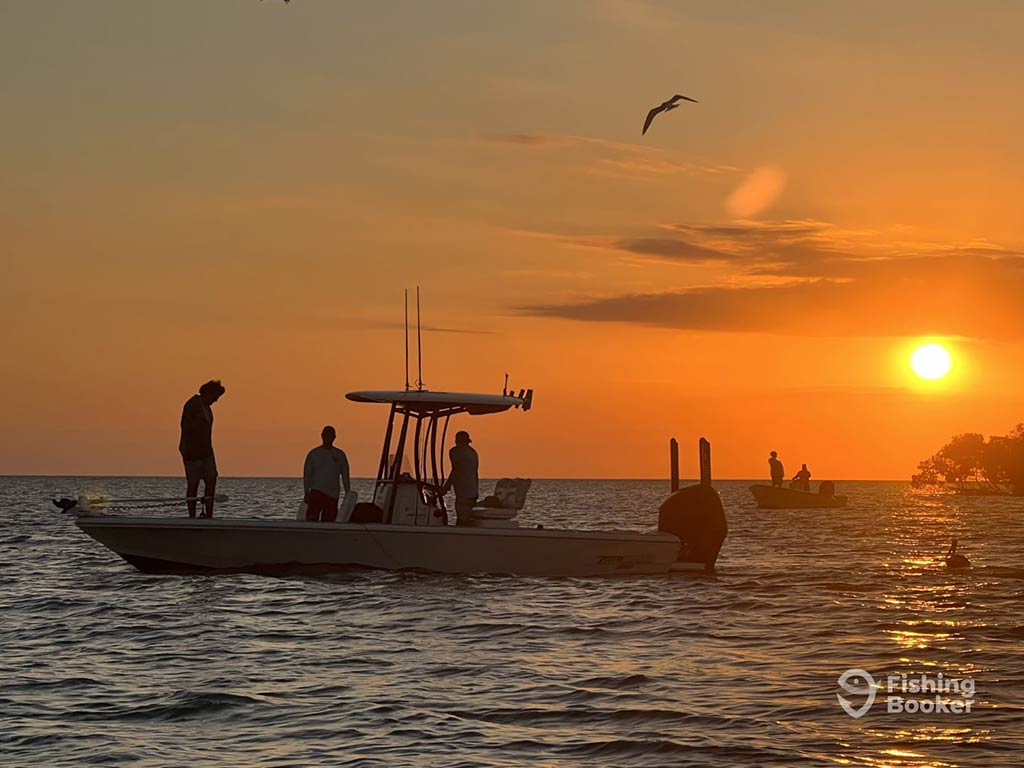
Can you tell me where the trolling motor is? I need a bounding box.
[52,494,229,515]
[658,437,728,572]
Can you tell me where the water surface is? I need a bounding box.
[2,478,1022,767]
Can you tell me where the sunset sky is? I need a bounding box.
[3,1,1024,479]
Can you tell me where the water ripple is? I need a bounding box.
[1,477,1022,766]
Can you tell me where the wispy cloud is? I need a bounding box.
[517,219,1024,339]
[359,320,497,336]
[476,132,738,179]
[509,218,857,268]
[478,133,572,148]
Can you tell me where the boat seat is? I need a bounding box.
[337,490,359,523]
[474,478,531,510]
[469,478,531,525]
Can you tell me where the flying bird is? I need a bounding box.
[642,93,698,135]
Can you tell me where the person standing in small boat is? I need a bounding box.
[792,463,811,492]
[442,430,479,525]
[768,451,785,488]
[303,426,351,522]
[179,379,225,518]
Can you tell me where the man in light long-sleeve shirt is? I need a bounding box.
[442,430,479,526]
[303,425,351,522]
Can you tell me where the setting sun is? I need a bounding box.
[910,343,952,380]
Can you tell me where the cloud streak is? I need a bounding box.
[477,132,738,178]
[518,220,1024,339]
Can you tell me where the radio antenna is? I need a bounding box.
[416,286,424,390]
[404,289,410,391]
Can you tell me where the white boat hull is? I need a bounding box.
[75,517,683,576]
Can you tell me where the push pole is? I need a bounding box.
[699,437,712,486]
[670,437,680,493]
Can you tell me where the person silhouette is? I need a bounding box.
[303,425,351,523]
[768,451,785,488]
[792,463,811,492]
[442,430,479,525]
[179,380,225,518]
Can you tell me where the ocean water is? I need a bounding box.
[2,477,1023,768]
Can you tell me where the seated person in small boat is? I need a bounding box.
[792,463,811,492]
[303,425,351,522]
[442,430,479,526]
[768,451,785,488]
[179,379,226,518]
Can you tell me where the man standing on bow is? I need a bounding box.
[442,430,479,526]
[768,451,785,489]
[179,379,226,518]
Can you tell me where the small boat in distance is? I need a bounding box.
[749,481,848,509]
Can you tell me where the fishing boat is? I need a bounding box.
[70,387,729,577]
[749,481,847,509]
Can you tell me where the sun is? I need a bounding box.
[910,343,952,380]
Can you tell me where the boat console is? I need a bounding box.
[346,387,533,528]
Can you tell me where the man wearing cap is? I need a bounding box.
[442,430,479,525]
[179,379,226,518]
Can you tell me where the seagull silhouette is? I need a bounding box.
[642,94,698,135]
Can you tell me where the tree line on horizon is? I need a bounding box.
[912,424,1024,495]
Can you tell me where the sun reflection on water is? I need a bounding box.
[821,485,1007,767]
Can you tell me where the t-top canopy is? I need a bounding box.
[346,389,533,415]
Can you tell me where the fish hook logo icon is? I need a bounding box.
[837,668,877,719]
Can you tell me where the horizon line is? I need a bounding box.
[2,473,912,483]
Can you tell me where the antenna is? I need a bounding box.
[416,286,424,391]
[503,373,509,396]
[404,289,410,391]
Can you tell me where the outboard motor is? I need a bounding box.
[658,438,728,572]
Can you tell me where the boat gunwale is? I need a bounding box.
[74,516,680,545]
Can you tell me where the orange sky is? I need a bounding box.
[3,1,1024,479]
